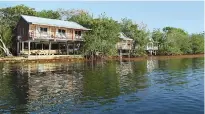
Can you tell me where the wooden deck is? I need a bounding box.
[27,55,83,60]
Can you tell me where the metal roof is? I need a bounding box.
[21,15,91,30]
[119,32,133,41]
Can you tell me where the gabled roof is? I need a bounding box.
[21,15,91,30]
[119,32,133,41]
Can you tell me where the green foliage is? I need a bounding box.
[0,15,13,56]
[0,5,203,56]
[36,10,60,19]
[66,11,121,56]
[68,10,93,27]
[120,18,149,56]
[0,26,12,48]
[0,4,36,28]
[152,29,164,45]
[83,14,120,56]
[190,33,204,54]
[153,27,194,55]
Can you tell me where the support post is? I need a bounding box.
[58,43,60,54]
[41,43,43,50]
[28,41,30,57]
[128,50,131,58]
[66,42,68,55]
[120,49,122,59]
[120,49,122,62]
[73,42,75,55]
[22,42,24,53]
[17,41,19,56]
[49,41,51,55]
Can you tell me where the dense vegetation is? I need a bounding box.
[0,5,204,57]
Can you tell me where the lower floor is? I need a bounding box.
[118,49,131,57]
[146,50,157,55]
[17,40,84,56]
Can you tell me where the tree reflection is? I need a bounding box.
[0,57,203,113]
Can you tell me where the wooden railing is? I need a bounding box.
[29,31,83,41]
[146,46,158,50]
[116,42,132,50]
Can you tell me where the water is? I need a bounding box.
[0,57,204,114]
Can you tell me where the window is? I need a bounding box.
[58,29,66,34]
[75,31,81,36]
[40,27,47,32]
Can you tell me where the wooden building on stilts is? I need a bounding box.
[16,15,90,58]
[145,38,158,56]
[116,32,133,58]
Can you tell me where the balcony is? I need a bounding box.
[75,35,83,41]
[145,46,158,50]
[116,42,132,50]
[29,32,84,41]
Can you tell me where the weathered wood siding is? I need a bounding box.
[17,17,29,41]
[28,24,80,40]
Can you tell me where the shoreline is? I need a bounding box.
[108,54,204,61]
[0,54,204,63]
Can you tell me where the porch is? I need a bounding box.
[17,39,83,57]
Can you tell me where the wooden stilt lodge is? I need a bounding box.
[16,15,91,58]
[145,38,158,55]
[116,32,133,57]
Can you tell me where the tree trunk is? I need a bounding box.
[131,41,137,56]
[0,39,12,56]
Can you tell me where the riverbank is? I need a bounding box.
[0,54,204,63]
[107,54,204,61]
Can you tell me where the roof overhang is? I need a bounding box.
[30,22,91,31]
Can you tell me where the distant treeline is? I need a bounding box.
[0,5,204,56]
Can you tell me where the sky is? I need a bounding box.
[0,1,204,34]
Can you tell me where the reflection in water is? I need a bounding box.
[147,58,159,72]
[0,57,204,114]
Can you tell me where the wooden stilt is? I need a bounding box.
[120,49,122,59]
[66,42,69,55]
[41,43,43,50]
[128,50,130,58]
[22,42,24,53]
[58,43,60,54]
[17,41,19,56]
[73,42,75,55]
[49,41,51,55]
[28,41,30,56]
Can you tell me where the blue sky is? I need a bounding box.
[0,1,204,33]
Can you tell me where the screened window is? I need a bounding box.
[40,27,47,32]
[58,29,66,34]
[75,31,81,36]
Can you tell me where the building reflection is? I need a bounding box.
[0,57,203,113]
[13,62,84,111]
[0,59,160,112]
[146,58,159,72]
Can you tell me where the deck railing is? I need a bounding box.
[29,32,83,41]
[146,46,158,50]
[116,42,132,50]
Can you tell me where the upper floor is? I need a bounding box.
[145,38,158,50]
[16,15,90,42]
[116,32,133,50]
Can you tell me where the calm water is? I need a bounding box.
[0,57,204,114]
